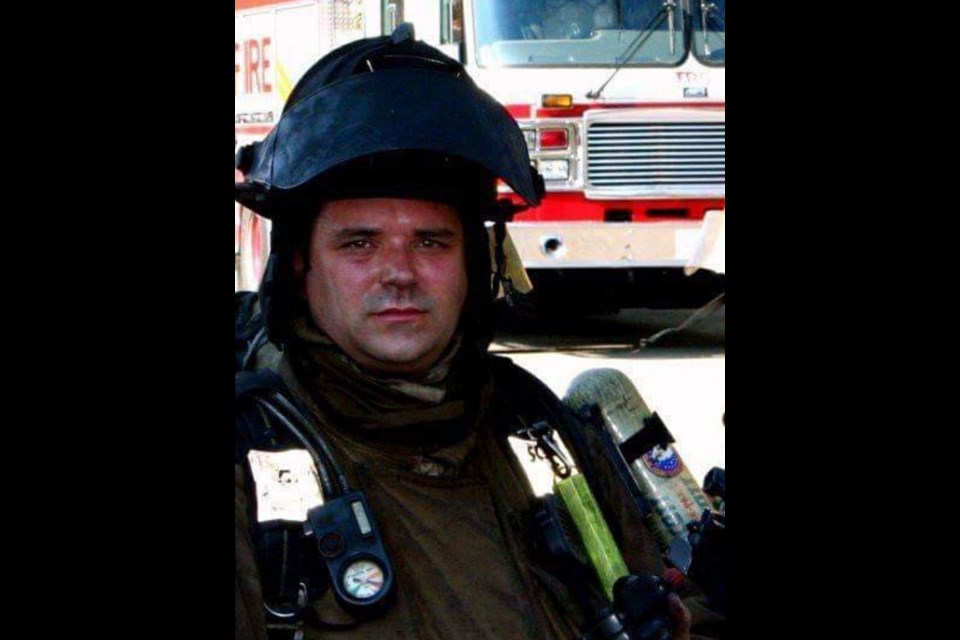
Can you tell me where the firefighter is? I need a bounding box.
[234,29,724,640]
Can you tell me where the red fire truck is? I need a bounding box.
[236,0,725,303]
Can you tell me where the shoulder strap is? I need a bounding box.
[235,291,264,371]
[486,355,602,481]
[486,355,652,554]
[235,369,287,464]
[235,369,324,635]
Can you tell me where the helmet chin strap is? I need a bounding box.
[491,220,512,306]
[486,198,536,309]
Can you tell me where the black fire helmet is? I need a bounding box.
[235,26,544,217]
[235,27,544,348]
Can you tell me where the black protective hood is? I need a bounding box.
[235,33,543,217]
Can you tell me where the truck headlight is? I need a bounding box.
[538,159,570,181]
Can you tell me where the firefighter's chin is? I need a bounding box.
[349,312,455,377]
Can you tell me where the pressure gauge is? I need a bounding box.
[308,492,395,615]
[342,558,386,600]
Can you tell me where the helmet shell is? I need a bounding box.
[235,33,542,217]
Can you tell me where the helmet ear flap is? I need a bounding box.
[259,217,310,347]
[258,253,288,346]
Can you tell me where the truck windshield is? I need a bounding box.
[692,0,724,65]
[473,0,688,67]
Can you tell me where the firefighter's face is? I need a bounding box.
[299,198,468,376]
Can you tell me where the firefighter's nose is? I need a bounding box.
[380,249,416,288]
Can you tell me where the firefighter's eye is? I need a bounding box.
[416,234,457,250]
[341,239,374,250]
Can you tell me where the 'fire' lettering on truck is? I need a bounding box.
[235,37,273,96]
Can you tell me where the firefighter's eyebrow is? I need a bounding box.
[331,227,379,240]
[414,228,458,239]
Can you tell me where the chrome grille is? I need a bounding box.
[586,121,725,189]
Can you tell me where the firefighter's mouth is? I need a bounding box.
[371,307,426,320]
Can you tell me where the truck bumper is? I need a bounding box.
[507,219,713,269]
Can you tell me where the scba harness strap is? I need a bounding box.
[236,370,322,637]
[237,370,399,637]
